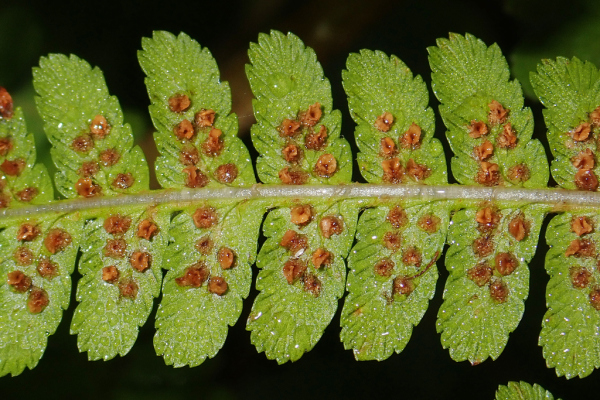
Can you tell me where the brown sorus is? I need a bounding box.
[300,102,322,127]
[76,177,101,197]
[312,248,332,268]
[27,288,49,313]
[574,169,599,191]
[508,215,529,241]
[382,158,403,183]
[208,277,228,295]
[176,262,209,287]
[303,274,321,297]
[392,276,414,296]
[472,235,494,257]
[474,140,494,161]
[279,118,301,137]
[383,231,402,251]
[320,216,343,239]
[402,246,422,267]
[99,148,121,166]
[279,167,308,185]
[179,146,199,166]
[489,278,509,303]
[174,119,195,141]
[589,288,600,310]
[497,123,518,149]
[0,87,14,119]
[130,251,151,272]
[468,120,489,138]
[90,115,111,139]
[387,206,408,229]
[72,135,94,153]
[280,230,309,255]
[400,123,422,149]
[37,258,59,280]
[282,142,303,163]
[81,164,102,183]
[374,258,394,277]
[7,270,32,293]
[406,159,430,181]
[305,125,328,150]
[571,148,595,170]
[507,164,530,183]
[195,235,214,255]
[282,259,307,284]
[565,238,596,257]
[0,137,13,156]
[476,161,500,186]
[16,187,38,202]
[17,223,41,241]
[104,214,132,235]
[570,266,592,289]
[169,94,191,113]
[571,122,591,142]
[467,263,493,287]
[1,158,25,176]
[45,229,72,254]
[215,163,238,184]
[14,246,33,266]
[0,193,10,208]
[590,106,600,127]
[183,166,210,188]
[380,137,397,157]
[290,204,312,226]
[495,252,518,276]
[195,109,216,128]
[192,207,218,229]
[418,214,441,234]
[202,128,224,156]
[374,112,394,132]
[476,207,501,232]
[103,238,127,258]
[137,219,158,240]
[102,265,120,283]
[218,247,235,269]
[112,173,134,189]
[488,100,508,125]
[119,278,139,299]
[314,154,337,178]
[571,216,593,236]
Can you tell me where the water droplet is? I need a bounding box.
[267,72,294,98]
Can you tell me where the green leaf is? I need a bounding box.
[541,211,600,379]
[138,31,255,189]
[340,200,450,360]
[246,30,352,185]
[495,381,557,400]
[247,200,358,363]
[33,54,149,198]
[530,56,600,190]
[154,200,262,367]
[437,204,546,364]
[0,96,53,208]
[429,33,548,188]
[70,206,167,360]
[342,49,447,184]
[0,213,80,376]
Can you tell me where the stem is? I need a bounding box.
[2,183,599,220]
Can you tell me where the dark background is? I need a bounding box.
[1,0,600,398]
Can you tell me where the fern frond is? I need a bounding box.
[430,33,549,364]
[532,56,600,378]
[33,55,163,361]
[495,381,558,400]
